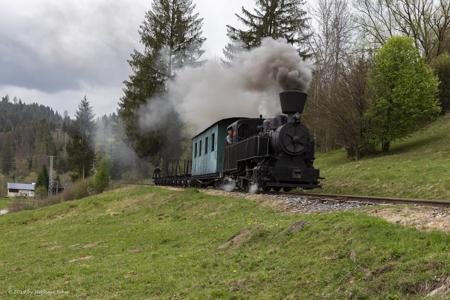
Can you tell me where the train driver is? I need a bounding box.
[226,128,233,145]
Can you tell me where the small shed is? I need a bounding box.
[7,183,36,198]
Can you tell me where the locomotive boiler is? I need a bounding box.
[154,90,320,192]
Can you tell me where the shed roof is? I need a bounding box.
[7,183,36,191]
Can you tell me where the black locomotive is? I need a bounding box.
[154,90,320,192]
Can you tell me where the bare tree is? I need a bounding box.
[354,0,450,61]
[307,0,364,155]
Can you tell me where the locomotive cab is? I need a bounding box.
[226,119,264,143]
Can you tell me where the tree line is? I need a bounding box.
[119,0,450,162]
[0,95,151,196]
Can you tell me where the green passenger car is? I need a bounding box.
[192,118,241,178]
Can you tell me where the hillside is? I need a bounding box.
[0,95,68,187]
[316,114,450,200]
[0,186,449,299]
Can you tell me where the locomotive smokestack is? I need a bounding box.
[280,90,307,115]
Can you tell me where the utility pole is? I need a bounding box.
[48,156,54,196]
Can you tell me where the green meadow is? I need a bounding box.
[0,186,449,299]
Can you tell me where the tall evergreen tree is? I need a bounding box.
[36,165,49,190]
[66,97,96,179]
[119,0,205,161]
[224,0,311,61]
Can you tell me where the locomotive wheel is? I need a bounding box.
[272,187,281,192]
[283,187,293,192]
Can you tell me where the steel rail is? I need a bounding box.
[294,192,450,208]
[127,183,450,208]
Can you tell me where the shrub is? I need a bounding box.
[61,178,94,201]
[93,156,112,193]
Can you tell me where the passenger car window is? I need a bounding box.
[199,140,202,156]
[205,137,209,154]
[194,142,197,158]
[211,133,215,151]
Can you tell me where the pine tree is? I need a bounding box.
[119,0,205,161]
[93,155,112,193]
[224,0,311,61]
[66,97,96,179]
[36,165,49,190]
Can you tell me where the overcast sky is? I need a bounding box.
[0,0,313,117]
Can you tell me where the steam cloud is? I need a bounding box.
[139,38,313,133]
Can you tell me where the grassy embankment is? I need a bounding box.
[0,185,449,299]
[316,114,450,200]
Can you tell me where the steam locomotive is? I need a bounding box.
[154,90,320,192]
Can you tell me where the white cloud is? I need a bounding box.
[0,0,258,116]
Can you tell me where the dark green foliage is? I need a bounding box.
[0,95,66,176]
[1,138,14,175]
[93,155,112,193]
[119,0,205,162]
[366,36,441,152]
[225,0,311,60]
[0,95,62,133]
[431,52,450,112]
[66,97,96,180]
[36,165,49,190]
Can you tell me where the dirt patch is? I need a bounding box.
[365,263,397,280]
[218,226,265,250]
[285,220,309,233]
[80,242,101,249]
[427,277,450,298]
[69,256,94,263]
[368,206,450,233]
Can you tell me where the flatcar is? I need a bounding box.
[154,90,320,192]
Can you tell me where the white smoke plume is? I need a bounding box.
[140,38,313,133]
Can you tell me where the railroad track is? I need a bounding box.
[289,192,450,208]
[128,183,450,208]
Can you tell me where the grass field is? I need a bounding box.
[0,186,449,299]
[0,197,10,210]
[315,114,450,200]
